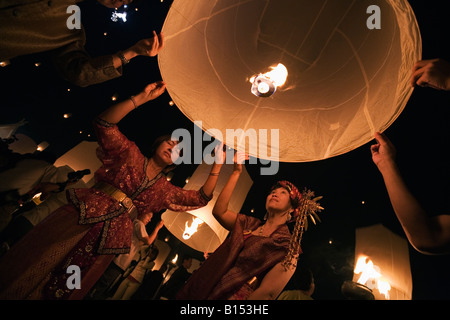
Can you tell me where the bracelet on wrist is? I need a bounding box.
[118,51,130,65]
[130,96,138,109]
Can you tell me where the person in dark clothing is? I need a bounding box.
[159,255,192,300]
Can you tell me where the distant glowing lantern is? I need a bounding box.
[159,0,421,162]
[36,141,49,152]
[162,162,253,252]
[53,141,102,186]
[350,224,412,300]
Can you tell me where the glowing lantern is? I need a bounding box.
[53,141,102,186]
[354,255,391,300]
[162,162,253,252]
[182,217,204,240]
[352,224,412,300]
[158,0,421,162]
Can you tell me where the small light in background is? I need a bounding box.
[166,171,174,181]
[111,9,127,22]
[34,62,42,67]
[0,60,11,67]
[111,93,119,101]
[250,208,254,213]
[103,32,108,36]
[36,141,49,152]
[63,113,72,119]
[185,177,190,184]
[361,200,365,205]
[168,101,174,106]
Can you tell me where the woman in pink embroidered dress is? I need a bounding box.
[0,81,224,300]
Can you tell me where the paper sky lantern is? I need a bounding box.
[352,224,412,300]
[162,162,253,253]
[54,141,102,186]
[158,0,421,162]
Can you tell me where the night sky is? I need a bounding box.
[1,0,450,300]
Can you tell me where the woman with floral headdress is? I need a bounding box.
[176,154,323,300]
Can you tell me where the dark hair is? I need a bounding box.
[149,134,173,158]
[149,246,159,260]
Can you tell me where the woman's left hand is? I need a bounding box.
[135,81,167,105]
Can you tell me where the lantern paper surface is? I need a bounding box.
[353,224,412,300]
[54,141,102,186]
[158,0,421,162]
[162,163,253,253]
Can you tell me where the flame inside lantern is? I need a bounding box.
[354,255,391,300]
[182,217,204,240]
[250,63,288,97]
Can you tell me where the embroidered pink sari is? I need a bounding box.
[0,119,210,300]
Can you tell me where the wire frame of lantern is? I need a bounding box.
[161,162,253,253]
[158,0,421,162]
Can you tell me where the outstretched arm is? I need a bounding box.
[98,81,166,124]
[212,152,248,231]
[371,132,450,254]
[199,143,226,199]
[142,220,165,246]
[247,257,297,300]
[113,31,165,69]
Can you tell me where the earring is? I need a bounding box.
[286,212,292,222]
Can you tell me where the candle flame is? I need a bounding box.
[354,255,391,299]
[171,254,178,264]
[32,192,42,200]
[250,63,288,87]
[183,217,204,240]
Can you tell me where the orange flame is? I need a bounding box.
[354,255,391,300]
[183,217,204,240]
[250,63,288,87]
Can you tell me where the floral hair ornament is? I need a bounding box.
[271,180,302,221]
[279,186,324,271]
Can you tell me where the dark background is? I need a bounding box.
[1,0,449,300]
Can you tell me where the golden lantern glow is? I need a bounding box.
[158,0,421,162]
[353,224,412,300]
[162,162,253,253]
[354,255,391,300]
[182,217,204,240]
